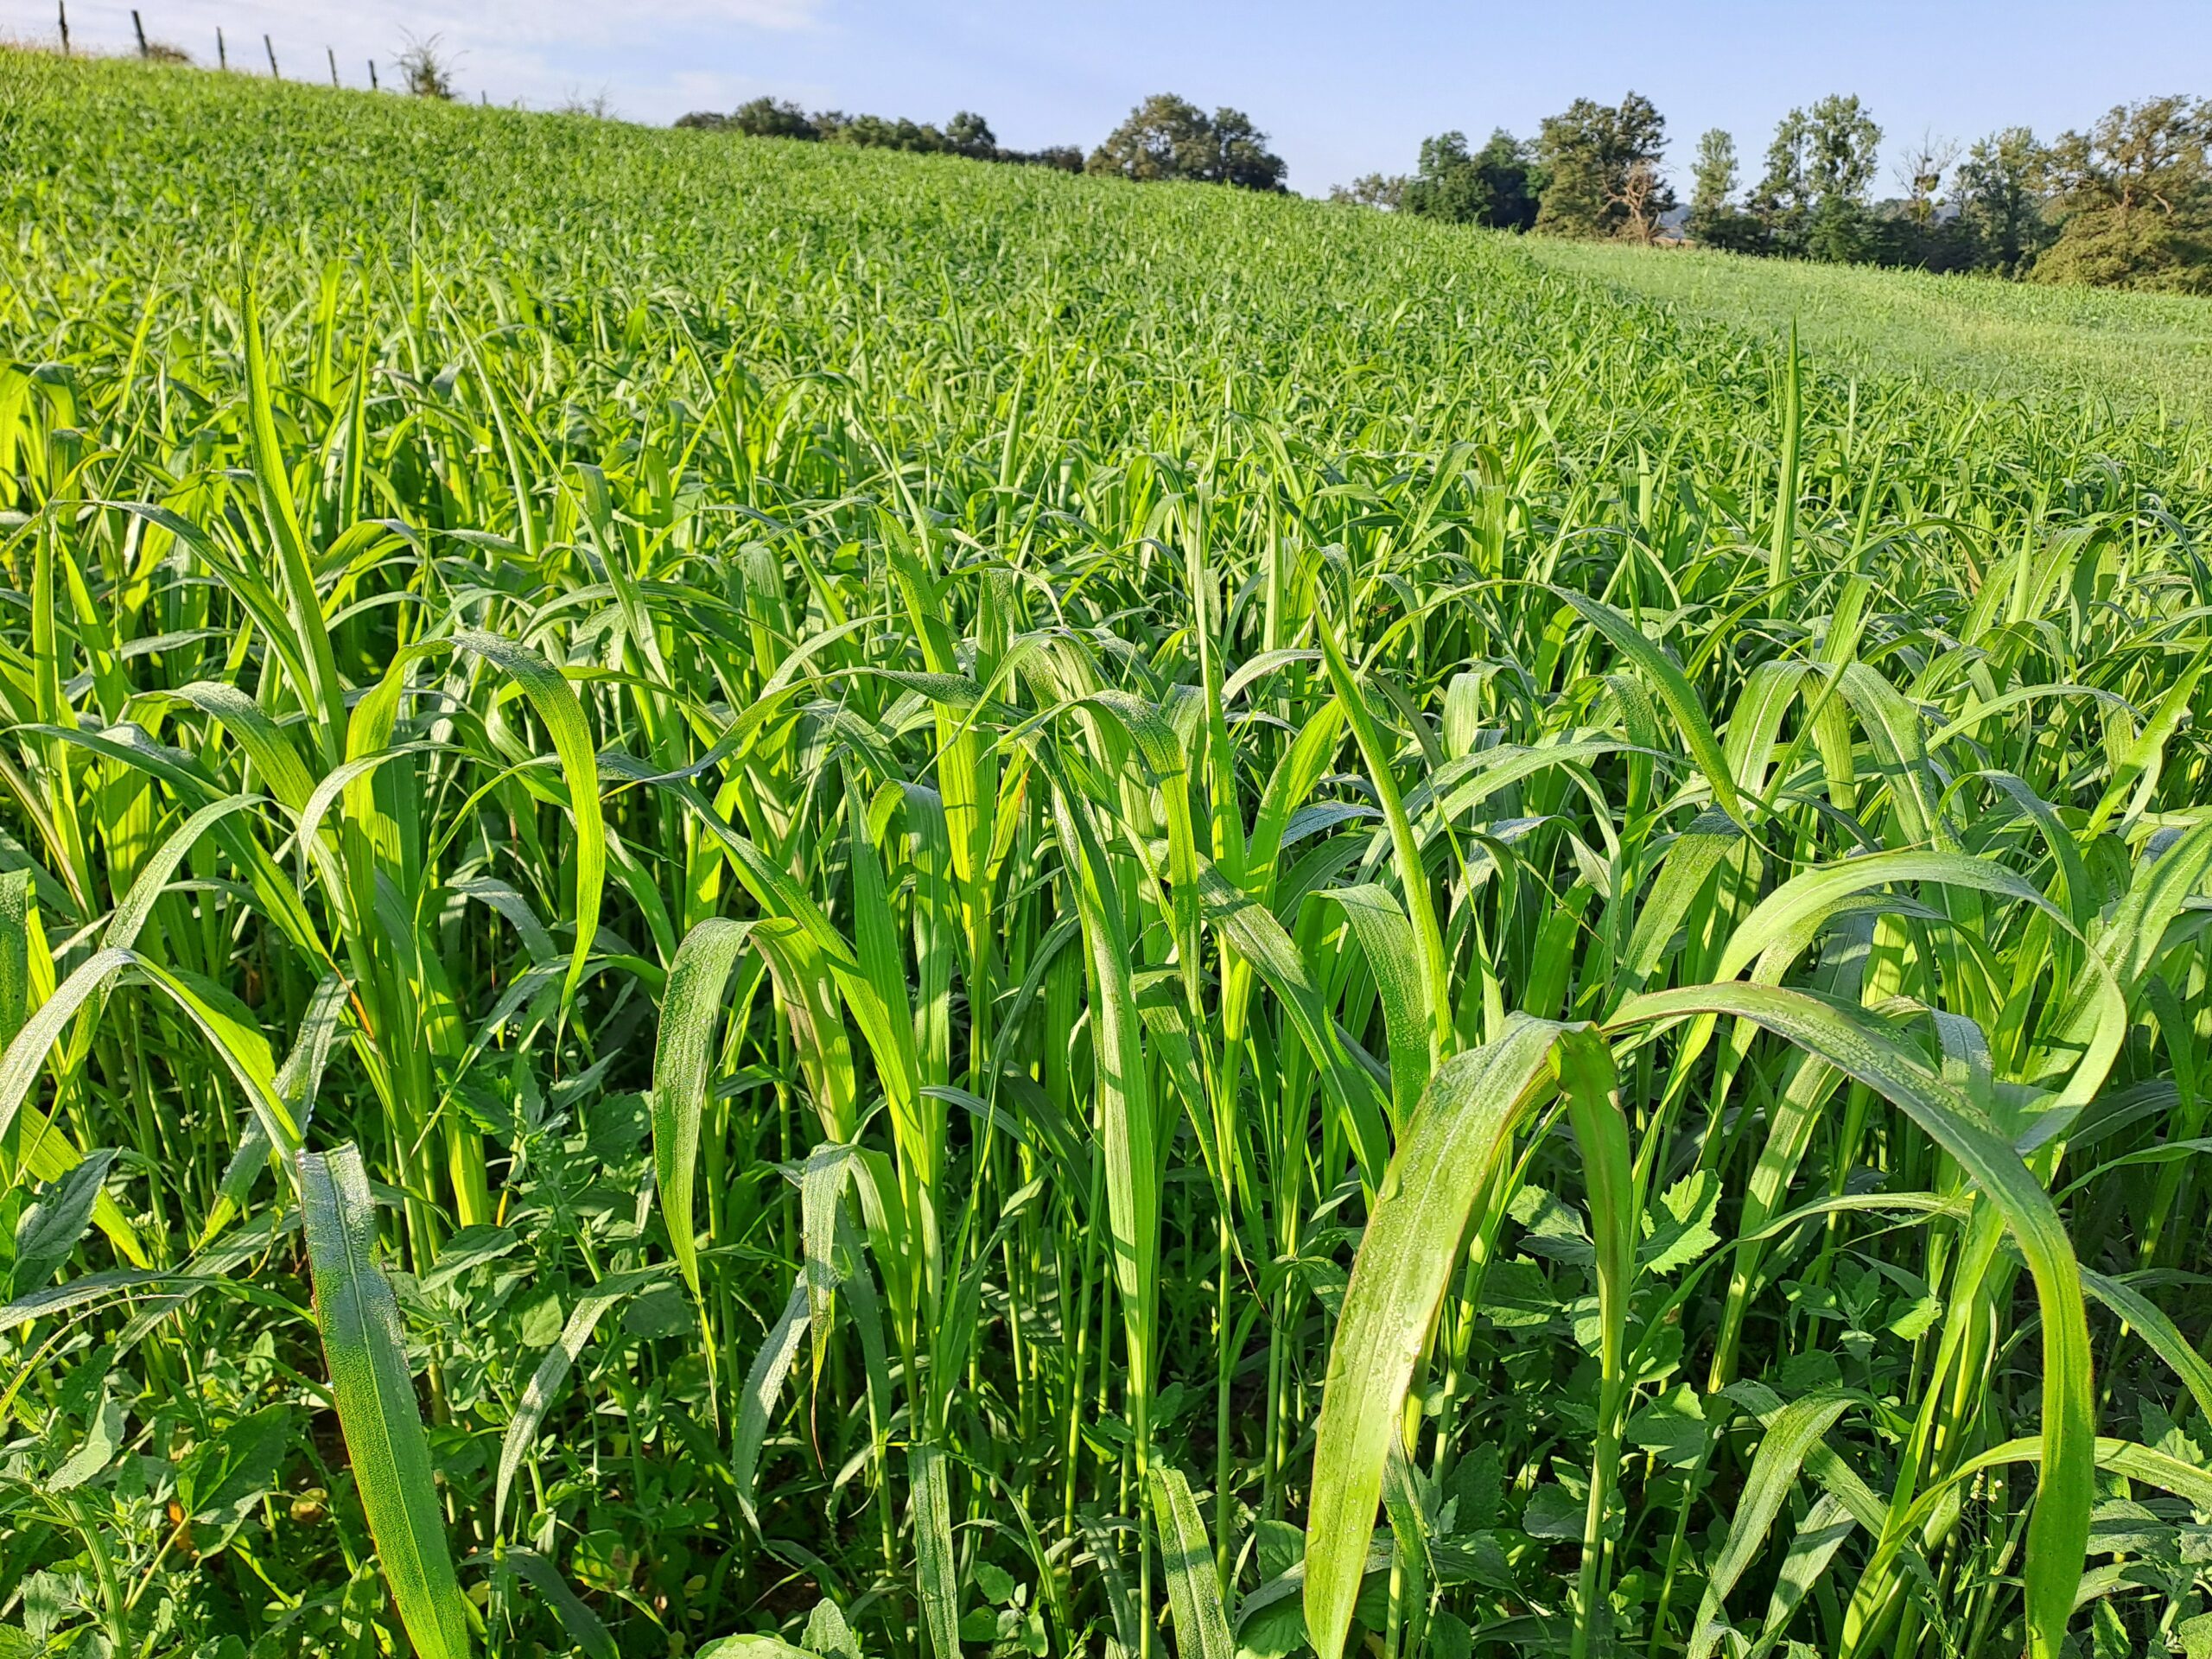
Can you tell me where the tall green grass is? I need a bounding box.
[4,49,2212,1659]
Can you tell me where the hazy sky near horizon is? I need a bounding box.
[21,2,2212,197]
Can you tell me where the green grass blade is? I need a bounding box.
[733,1281,810,1534]
[2078,1268,2212,1425]
[1152,1463,1235,1659]
[299,1143,471,1659]
[1305,1015,1570,1659]
[1546,586,1747,826]
[491,1548,617,1659]
[1556,1029,1631,1659]
[241,280,348,753]
[910,1440,961,1659]
[650,918,759,1299]
[453,629,606,1022]
[1611,982,2092,1659]
[1319,885,1432,1126]
[496,1269,661,1533]
[0,869,29,1050]
[1686,1393,1853,1659]
[1314,610,1451,1062]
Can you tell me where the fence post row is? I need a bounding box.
[57,15,399,99]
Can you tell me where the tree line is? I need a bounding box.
[676,99,1083,170]
[1336,92,2212,293]
[677,91,1287,191]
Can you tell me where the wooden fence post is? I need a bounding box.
[217,28,226,68]
[328,47,339,87]
[369,59,378,90]
[131,8,146,55]
[264,34,277,76]
[56,0,69,55]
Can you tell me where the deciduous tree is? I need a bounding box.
[731,97,818,141]
[945,111,996,158]
[1534,93,1671,239]
[1403,130,1485,222]
[1687,127,1763,251]
[1086,94,1287,191]
[1471,130,1542,230]
[1331,173,1407,209]
[1398,129,1539,227]
[1955,127,2053,273]
[1894,130,1961,227]
[1756,93,1881,260]
[2037,97,2212,291]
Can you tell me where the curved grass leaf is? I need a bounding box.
[1314,611,1451,1060]
[1153,1463,1235,1659]
[734,1280,810,1535]
[454,629,606,1020]
[495,1268,663,1533]
[1305,1015,1574,1659]
[300,1144,470,1659]
[1545,586,1746,825]
[488,1547,616,1659]
[1611,982,2093,1659]
[650,918,760,1299]
[1686,1392,1853,1659]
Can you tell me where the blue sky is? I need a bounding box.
[22,1,2210,196]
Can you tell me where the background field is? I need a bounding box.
[1524,237,2212,421]
[5,51,2212,1659]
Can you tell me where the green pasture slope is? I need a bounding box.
[6,48,2212,1659]
[1526,237,2212,422]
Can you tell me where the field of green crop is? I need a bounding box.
[7,49,2212,1659]
[1524,238,2212,423]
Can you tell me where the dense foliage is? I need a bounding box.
[1388,89,2212,294]
[674,99,1082,172]
[5,50,2212,1659]
[1533,94,1674,244]
[1083,95,1287,194]
[671,92,1285,189]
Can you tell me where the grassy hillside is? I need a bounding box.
[1525,237,2212,419]
[5,50,2212,1659]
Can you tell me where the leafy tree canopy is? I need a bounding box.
[1955,127,2054,275]
[733,97,817,140]
[1534,92,1673,240]
[2037,97,2212,292]
[677,98,1078,171]
[1331,173,1407,210]
[1085,93,1288,192]
[1755,93,1882,259]
[1687,128,1764,251]
[1402,128,1539,229]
